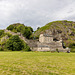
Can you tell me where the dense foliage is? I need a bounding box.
[7,25,14,30]
[6,35,31,51]
[7,23,33,39]
[69,43,75,52]
[0,30,4,38]
[6,35,24,51]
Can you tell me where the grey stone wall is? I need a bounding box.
[4,29,69,52]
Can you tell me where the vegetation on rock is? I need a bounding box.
[0,30,4,38]
[5,35,30,51]
[34,20,75,51]
[0,21,75,52]
[6,35,24,51]
[7,23,33,39]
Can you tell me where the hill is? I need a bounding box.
[7,23,33,39]
[0,23,33,51]
[0,21,75,52]
[34,20,75,47]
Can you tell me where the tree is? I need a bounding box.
[69,43,75,52]
[7,23,33,39]
[17,25,25,32]
[6,35,24,51]
[28,27,33,32]
[22,27,32,39]
[7,25,14,30]
[37,27,40,30]
[0,30,4,36]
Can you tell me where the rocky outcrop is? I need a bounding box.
[34,20,75,47]
[4,29,38,49]
[1,35,9,43]
[4,29,70,52]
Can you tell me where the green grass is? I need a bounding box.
[0,52,75,75]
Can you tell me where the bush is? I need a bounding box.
[24,43,31,51]
[6,35,24,51]
[0,47,4,51]
[17,25,24,32]
[7,23,33,39]
[71,48,75,52]
[7,25,14,30]
[22,27,32,39]
[0,30,4,37]
[5,33,12,37]
[69,43,75,52]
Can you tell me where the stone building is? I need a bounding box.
[39,34,53,43]
[4,29,69,52]
[30,33,69,52]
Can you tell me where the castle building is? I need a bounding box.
[4,29,69,52]
[30,33,69,52]
[39,34,53,43]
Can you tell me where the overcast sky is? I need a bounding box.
[0,0,75,30]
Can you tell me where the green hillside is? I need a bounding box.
[0,21,75,52]
[34,20,75,47]
[0,23,33,51]
[7,23,33,39]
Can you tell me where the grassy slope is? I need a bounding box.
[34,20,75,46]
[35,20,75,36]
[0,52,75,75]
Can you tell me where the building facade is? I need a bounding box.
[30,33,69,52]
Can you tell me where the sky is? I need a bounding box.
[0,0,75,30]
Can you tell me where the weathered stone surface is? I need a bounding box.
[1,35,9,42]
[4,29,69,52]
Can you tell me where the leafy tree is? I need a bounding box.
[7,23,33,39]
[22,27,32,39]
[23,43,31,51]
[37,27,40,30]
[0,30,4,36]
[6,35,24,51]
[28,27,33,32]
[69,43,75,52]
[17,25,25,32]
[0,47,4,51]
[7,25,14,30]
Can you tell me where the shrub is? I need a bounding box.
[0,30,4,37]
[7,25,14,30]
[56,49,59,53]
[6,35,24,51]
[7,23,33,39]
[24,43,31,51]
[69,43,75,52]
[5,33,12,37]
[0,47,4,51]
[71,48,75,52]
[22,27,32,39]
[17,25,24,32]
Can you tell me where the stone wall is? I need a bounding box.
[4,29,69,52]
[39,34,53,43]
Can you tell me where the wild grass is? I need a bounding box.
[0,52,75,75]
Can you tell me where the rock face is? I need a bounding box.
[34,20,75,46]
[1,35,9,43]
[4,29,70,52]
[4,29,29,43]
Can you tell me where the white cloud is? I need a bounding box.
[0,0,75,30]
